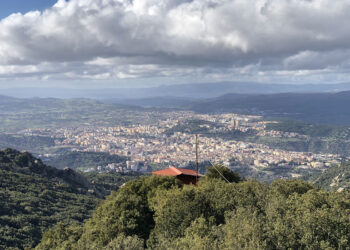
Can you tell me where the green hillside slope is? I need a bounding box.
[0,149,100,249]
[44,151,129,170]
[303,162,350,191]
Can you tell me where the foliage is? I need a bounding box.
[302,161,350,191]
[82,172,145,195]
[44,151,129,170]
[38,176,182,249]
[183,161,211,175]
[36,173,350,250]
[0,134,55,154]
[35,223,83,250]
[0,149,100,249]
[104,234,144,250]
[205,164,243,183]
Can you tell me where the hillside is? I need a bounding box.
[302,162,350,191]
[36,167,350,250]
[44,151,129,171]
[0,134,56,155]
[189,91,350,125]
[108,96,195,108]
[0,149,100,249]
[0,95,16,102]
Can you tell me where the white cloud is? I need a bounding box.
[1,0,350,83]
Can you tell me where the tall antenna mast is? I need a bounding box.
[195,134,199,184]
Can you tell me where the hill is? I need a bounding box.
[107,96,195,108]
[0,134,56,155]
[302,162,350,191]
[35,169,350,250]
[0,95,15,102]
[43,151,129,171]
[189,91,350,125]
[0,148,100,249]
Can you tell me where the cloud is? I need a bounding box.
[1,0,350,83]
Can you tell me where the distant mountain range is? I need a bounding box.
[2,81,350,99]
[112,91,350,126]
[2,89,350,126]
[187,91,350,125]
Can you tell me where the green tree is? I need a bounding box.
[205,164,243,183]
[36,223,83,250]
[76,176,181,249]
[35,175,350,250]
[104,234,144,250]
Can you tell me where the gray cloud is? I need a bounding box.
[1,0,350,83]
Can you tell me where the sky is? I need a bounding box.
[0,0,58,19]
[1,0,350,88]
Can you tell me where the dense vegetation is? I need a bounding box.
[183,161,212,175]
[230,162,321,183]
[0,134,55,154]
[302,161,350,191]
[0,149,101,249]
[44,151,129,170]
[82,172,146,195]
[37,165,350,249]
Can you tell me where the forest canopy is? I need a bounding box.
[36,171,350,250]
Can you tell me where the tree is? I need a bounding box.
[104,234,144,250]
[205,164,243,183]
[36,223,82,250]
[76,176,181,249]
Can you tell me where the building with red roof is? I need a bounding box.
[152,166,204,185]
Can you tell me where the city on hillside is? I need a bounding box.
[14,111,342,178]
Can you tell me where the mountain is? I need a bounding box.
[107,96,195,108]
[0,148,100,249]
[3,90,350,130]
[2,82,350,99]
[188,91,350,125]
[0,95,15,102]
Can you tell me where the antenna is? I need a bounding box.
[195,134,199,184]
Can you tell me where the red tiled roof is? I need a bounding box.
[152,166,204,177]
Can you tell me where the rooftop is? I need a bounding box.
[152,166,204,177]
